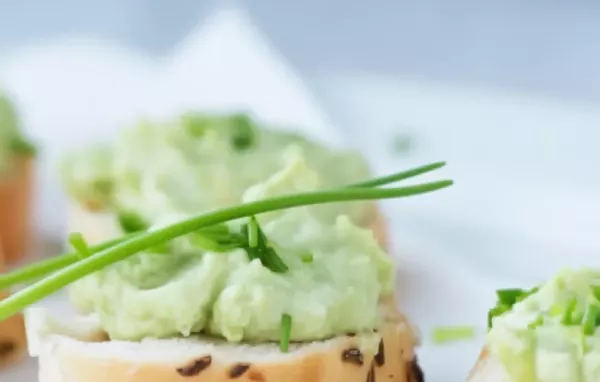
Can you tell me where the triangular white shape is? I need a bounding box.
[160,5,344,147]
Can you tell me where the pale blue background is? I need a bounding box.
[0,0,599,101]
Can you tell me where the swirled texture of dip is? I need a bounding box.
[488,268,600,382]
[60,113,372,223]
[69,154,394,342]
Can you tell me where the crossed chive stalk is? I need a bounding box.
[0,161,452,350]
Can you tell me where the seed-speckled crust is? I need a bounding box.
[33,303,421,382]
[468,347,512,382]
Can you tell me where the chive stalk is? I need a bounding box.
[280,314,292,352]
[0,165,452,320]
[0,234,138,290]
[561,298,578,325]
[582,304,600,335]
[1,162,445,290]
[68,233,91,259]
[247,217,259,248]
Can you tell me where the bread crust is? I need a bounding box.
[34,305,421,382]
[0,243,27,369]
[467,347,512,382]
[0,155,34,265]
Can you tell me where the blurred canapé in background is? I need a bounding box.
[0,1,599,379]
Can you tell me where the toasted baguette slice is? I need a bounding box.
[67,202,389,249]
[55,203,408,382]
[27,298,422,382]
[468,347,512,382]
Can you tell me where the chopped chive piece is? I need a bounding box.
[248,217,259,248]
[431,326,476,344]
[261,247,288,273]
[280,314,292,352]
[592,286,600,302]
[301,252,314,263]
[561,298,578,325]
[572,311,584,325]
[496,288,525,306]
[241,217,288,272]
[528,316,544,329]
[516,286,540,302]
[488,304,511,329]
[582,304,600,335]
[230,113,255,150]
[117,212,148,233]
[549,303,563,317]
[68,233,91,258]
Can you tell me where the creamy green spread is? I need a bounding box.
[69,153,394,342]
[488,268,600,382]
[60,112,372,222]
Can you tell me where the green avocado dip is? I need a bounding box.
[69,153,394,343]
[0,91,36,173]
[487,268,600,382]
[60,112,372,223]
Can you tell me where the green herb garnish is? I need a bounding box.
[592,286,600,302]
[488,304,511,329]
[247,217,259,248]
[0,233,138,291]
[68,232,91,259]
[280,313,292,352]
[496,288,526,306]
[528,316,544,330]
[117,212,149,233]
[488,285,540,329]
[0,162,452,320]
[230,113,255,151]
[301,252,314,263]
[241,216,287,273]
[188,224,246,253]
[561,297,578,325]
[347,161,445,188]
[431,325,476,344]
[583,304,600,335]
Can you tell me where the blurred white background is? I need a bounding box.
[0,1,599,381]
